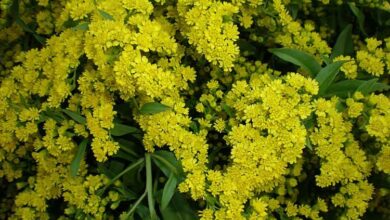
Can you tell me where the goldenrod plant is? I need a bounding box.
[0,0,389,219]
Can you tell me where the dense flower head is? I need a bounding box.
[0,0,389,219]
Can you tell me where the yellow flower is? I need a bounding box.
[196,103,205,113]
[206,80,219,90]
[251,198,268,217]
[18,108,40,122]
[346,98,363,118]
[200,208,214,220]
[366,94,390,143]
[366,38,382,52]
[377,146,390,174]
[334,56,358,79]
[356,50,384,76]
[214,118,226,133]
[285,202,298,217]
[179,1,239,71]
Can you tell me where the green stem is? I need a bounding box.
[124,190,147,218]
[145,153,157,220]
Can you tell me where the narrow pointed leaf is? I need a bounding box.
[117,139,140,158]
[306,137,313,151]
[140,102,170,115]
[221,103,234,117]
[348,3,367,36]
[72,22,89,31]
[325,79,390,98]
[315,61,346,96]
[145,154,157,219]
[70,139,88,177]
[269,48,321,77]
[152,150,185,180]
[356,79,390,96]
[331,24,353,59]
[110,123,141,136]
[160,193,197,220]
[324,80,363,97]
[98,9,114,21]
[321,55,332,65]
[161,174,178,210]
[62,109,86,124]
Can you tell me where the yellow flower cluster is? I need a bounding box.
[78,69,119,162]
[12,147,113,220]
[365,94,390,144]
[177,0,240,71]
[284,199,327,220]
[334,56,358,79]
[62,175,110,218]
[137,97,208,199]
[0,0,389,219]
[364,94,390,174]
[204,73,318,219]
[332,181,374,219]
[310,98,371,187]
[377,145,390,174]
[356,38,388,77]
[273,0,331,61]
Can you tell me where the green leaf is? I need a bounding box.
[140,102,170,115]
[303,113,315,129]
[72,22,89,31]
[113,150,137,162]
[325,79,390,98]
[98,158,145,196]
[189,121,199,133]
[110,123,141,136]
[151,151,184,180]
[222,15,233,23]
[97,163,117,180]
[331,24,353,59]
[305,137,312,151]
[321,55,332,65]
[268,48,321,77]
[368,82,390,93]
[336,100,347,112]
[288,4,299,20]
[115,186,137,200]
[98,9,115,21]
[160,193,197,220]
[348,3,367,36]
[70,139,88,177]
[145,154,157,220]
[62,109,86,124]
[315,61,346,96]
[117,139,140,158]
[136,205,152,220]
[324,80,363,97]
[161,174,178,210]
[355,79,389,96]
[221,103,234,117]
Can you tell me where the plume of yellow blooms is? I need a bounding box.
[356,38,387,77]
[177,0,240,71]
[204,73,318,219]
[0,0,389,219]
